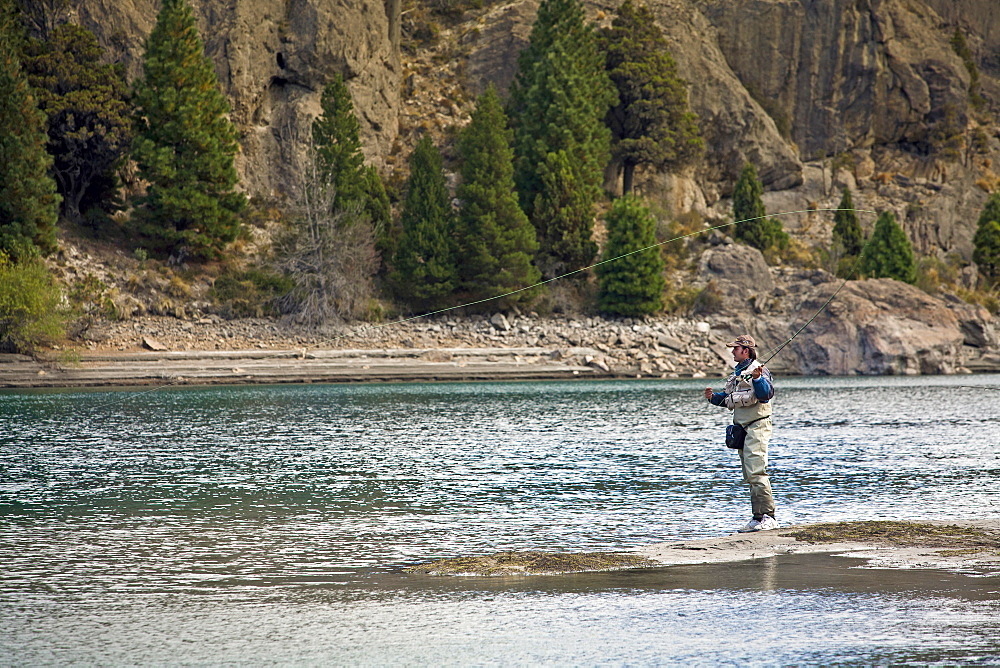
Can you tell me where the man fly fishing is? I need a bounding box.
[703,335,777,532]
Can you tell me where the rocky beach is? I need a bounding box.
[4,284,1000,388]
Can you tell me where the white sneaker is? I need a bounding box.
[736,518,762,533]
[758,515,779,531]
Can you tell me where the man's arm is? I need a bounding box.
[751,368,774,402]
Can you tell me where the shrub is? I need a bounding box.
[691,280,723,315]
[211,268,293,318]
[0,253,66,353]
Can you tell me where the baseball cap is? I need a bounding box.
[726,335,756,348]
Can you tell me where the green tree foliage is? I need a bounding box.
[600,0,702,193]
[0,0,59,259]
[832,188,863,256]
[312,76,394,272]
[596,195,664,316]
[859,211,916,284]
[0,252,66,353]
[950,28,984,109]
[831,187,864,277]
[973,220,1000,285]
[976,191,1000,230]
[363,164,394,266]
[24,24,131,224]
[390,136,458,312]
[457,85,541,309]
[507,0,614,273]
[313,74,365,212]
[732,163,788,253]
[532,149,598,277]
[131,0,245,260]
[974,192,1000,284]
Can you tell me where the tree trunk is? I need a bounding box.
[622,162,636,194]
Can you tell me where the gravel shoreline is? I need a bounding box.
[73,312,737,378]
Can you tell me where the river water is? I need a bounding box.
[1,375,999,665]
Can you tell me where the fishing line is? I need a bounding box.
[82,207,875,410]
[760,219,877,367]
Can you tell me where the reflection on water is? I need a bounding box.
[1,376,999,664]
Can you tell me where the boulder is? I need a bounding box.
[698,243,775,313]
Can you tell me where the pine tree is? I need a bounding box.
[507,0,614,276]
[24,23,131,224]
[597,195,664,316]
[312,74,365,213]
[389,136,458,312]
[363,164,394,269]
[976,191,1000,230]
[832,188,863,256]
[532,150,598,277]
[600,0,702,193]
[974,192,1000,284]
[131,0,245,260]
[732,163,788,252]
[831,187,863,277]
[456,85,541,308]
[0,0,59,259]
[973,220,1000,285]
[859,211,916,283]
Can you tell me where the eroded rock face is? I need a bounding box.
[73,0,401,197]
[700,0,971,161]
[770,278,977,375]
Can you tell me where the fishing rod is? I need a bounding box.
[758,224,877,368]
[86,207,875,409]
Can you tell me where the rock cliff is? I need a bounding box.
[72,0,401,196]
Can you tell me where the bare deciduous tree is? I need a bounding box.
[273,148,378,326]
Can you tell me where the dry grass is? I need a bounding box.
[787,521,1000,549]
[406,550,656,576]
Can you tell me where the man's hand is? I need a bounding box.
[751,366,763,380]
[703,387,714,400]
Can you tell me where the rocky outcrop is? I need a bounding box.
[698,240,775,312]
[760,277,997,375]
[73,0,401,196]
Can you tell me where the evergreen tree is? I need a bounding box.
[831,187,863,278]
[732,163,788,252]
[532,149,598,277]
[312,74,365,213]
[131,0,245,260]
[600,0,702,193]
[363,164,394,268]
[596,194,664,316]
[974,192,1000,284]
[389,136,458,312]
[832,187,863,256]
[0,0,59,259]
[24,23,131,224]
[457,85,541,308]
[507,0,614,275]
[859,211,916,284]
[976,191,1000,230]
[973,220,1000,285]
